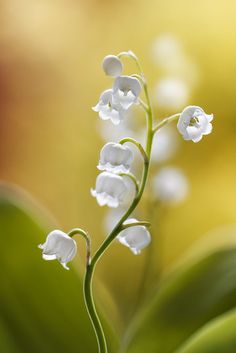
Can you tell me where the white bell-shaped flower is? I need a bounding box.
[177,106,213,143]
[102,55,123,77]
[117,218,151,255]
[98,142,133,173]
[152,167,188,204]
[113,76,142,110]
[93,89,125,125]
[38,230,77,270]
[91,172,128,208]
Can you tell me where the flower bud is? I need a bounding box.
[98,142,133,173]
[91,172,127,208]
[117,218,151,255]
[102,55,123,77]
[38,230,77,270]
[177,106,213,143]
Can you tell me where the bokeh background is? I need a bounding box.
[1,0,236,352]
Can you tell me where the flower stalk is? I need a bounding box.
[38,49,214,353]
[83,53,154,353]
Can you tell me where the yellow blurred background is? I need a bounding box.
[0,0,236,330]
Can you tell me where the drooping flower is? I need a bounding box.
[98,142,133,173]
[113,76,142,110]
[102,55,123,77]
[38,230,77,270]
[177,106,213,143]
[155,77,189,111]
[91,172,127,208]
[93,89,125,125]
[117,218,151,255]
[152,167,188,204]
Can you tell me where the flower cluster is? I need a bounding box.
[91,53,151,254]
[91,55,139,210]
[37,49,214,353]
[93,55,141,125]
[38,51,214,267]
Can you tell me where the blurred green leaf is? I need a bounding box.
[125,247,236,353]
[0,184,118,353]
[175,308,236,353]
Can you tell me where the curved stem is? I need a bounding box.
[84,265,107,353]
[138,98,149,113]
[68,228,91,266]
[119,137,149,164]
[153,113,180,134]
[119,172,139,195]
[84,53,154,353]
[120,220,151,230]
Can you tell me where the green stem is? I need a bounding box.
[152,113,180,134]
[83,53,154,353]
[119,137,148,164]
[68,228,91,266]
[120,221,151,230]
[118,172,139,195]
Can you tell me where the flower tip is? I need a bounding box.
[62,263,70,270]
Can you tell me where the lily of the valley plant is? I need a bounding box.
[38,50,213,353]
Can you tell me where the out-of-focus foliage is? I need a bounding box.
[125,248,236,353]
[0,184,118,353]
[1,186,236,352]
[175,309,236,353]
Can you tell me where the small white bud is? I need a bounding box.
[102,55,123,77]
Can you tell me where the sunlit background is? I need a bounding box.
[1,0,236,352]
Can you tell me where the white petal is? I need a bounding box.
[203,123,213,135]
[61,262,70,270]
[42,254,57,261]
[91,172,128,207]
[98,142,133,173]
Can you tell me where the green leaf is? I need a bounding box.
[174,308,236,353]
[0,184,118,353]
[125,247,236,353]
